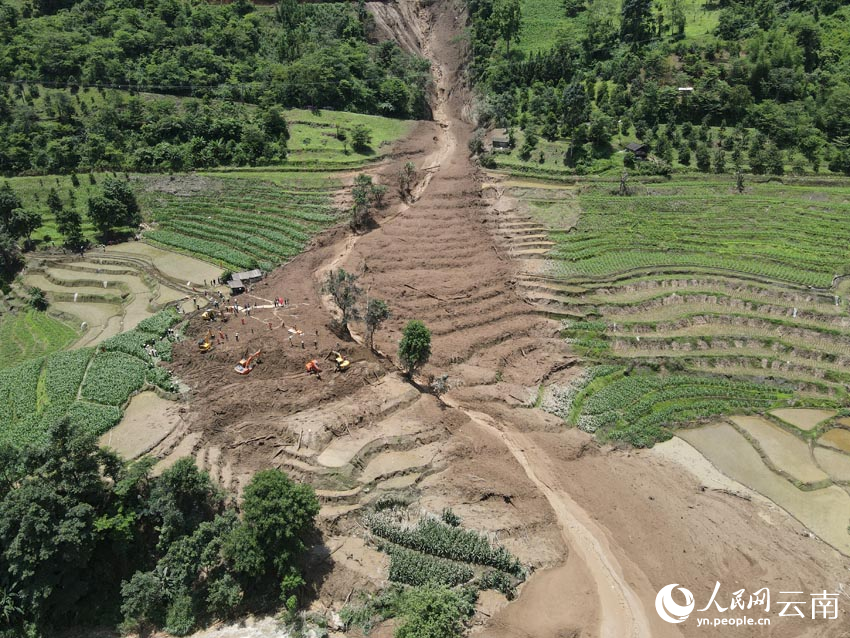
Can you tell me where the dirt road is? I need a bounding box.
[448,402,656,638]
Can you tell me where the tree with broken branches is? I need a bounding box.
[323,268,362,336]
[365,298,391,350]
[398,161,417,201]
[350,174,389,231]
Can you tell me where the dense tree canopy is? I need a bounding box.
[0,421,319,637]
[470,0,850,175]
[0,0,429,175]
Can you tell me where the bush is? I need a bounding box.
[395,586,475,638]
[120,571,166,633]
[164,592,195,636]
[26,286,48,311]
[351,124,373,151]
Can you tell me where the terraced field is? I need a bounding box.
[499,178,850,444]
[20,243,212,347]
[671,409,850,554]
[0,310,79,369]
[0,309,180,448]
[138,175,341,271]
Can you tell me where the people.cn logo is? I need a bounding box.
[656,584,696,624]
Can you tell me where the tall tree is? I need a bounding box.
[87,177,141,239]
[323,268,362,335]
[620,0,653,44]
[365,298,391,349]
[0,182,22,232]
[493,0,522,54]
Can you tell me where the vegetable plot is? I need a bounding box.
[0,309,181,447]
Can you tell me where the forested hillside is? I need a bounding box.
[470,0,850,175]
[0,0,429,174]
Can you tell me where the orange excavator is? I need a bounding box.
[234,350,261,375]
[305,359,322,376]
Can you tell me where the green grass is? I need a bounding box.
[515,0,575,54]
[286,108,414,166]
[0,310,79,369]
[2,174,101,245]
[515,0,720,54]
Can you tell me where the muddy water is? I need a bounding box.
[730,416,828,484]
[771,408,836,430]
[814,447,850,482]
[820,428,850,453]
[679,423,850,555]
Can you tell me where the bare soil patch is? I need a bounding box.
[99,391,183,460]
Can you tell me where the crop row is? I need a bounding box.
[549,250,831,288]
[384,544,474,587]
[572,372,789,447]
[80,352,148,406]
[162,219,302,255]
[0,310,180,447]
[581,374,780,416]
[160,196,336,224]
[367,514,523,576]
[145,230,257,269]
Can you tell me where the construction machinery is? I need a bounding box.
[330,350,350,372]
[305,359,322,376]
[197,337,213,352]
[201,309,216,320]
[234,350,261,375]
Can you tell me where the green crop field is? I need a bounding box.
[138,175,341,271]
[0,309,180,448]
[366,510,524,598]
[0,310,79,369]
[4,101,411,251]
[552,181,850,287]
[517,177,850,445]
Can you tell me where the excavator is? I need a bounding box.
[330,350,350,372]
[197,336,213,352]
[202,309,227,322]
[305,359,322,376]
[234,350,261,375]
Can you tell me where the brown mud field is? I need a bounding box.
[166,0,850,635]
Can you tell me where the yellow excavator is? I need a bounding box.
[197,337,213,352]
[330,350,350,372]
[234,350,261,375]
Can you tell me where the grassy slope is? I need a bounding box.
[515,0,719,54]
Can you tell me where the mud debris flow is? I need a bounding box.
[162,0,850,636]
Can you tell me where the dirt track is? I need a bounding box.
[167,0,850,635]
